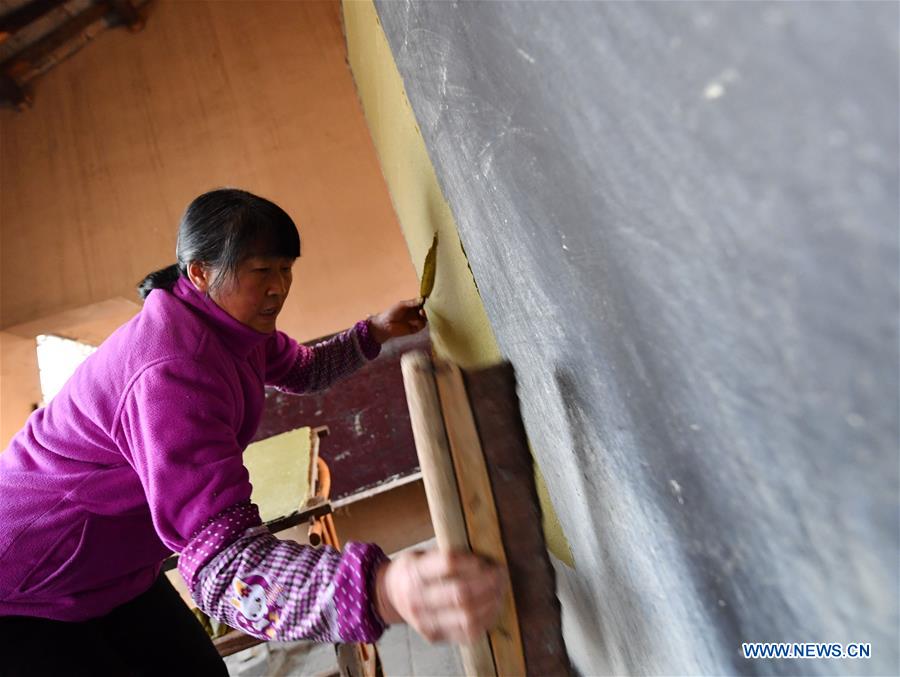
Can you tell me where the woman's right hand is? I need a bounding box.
[374,549,506,643]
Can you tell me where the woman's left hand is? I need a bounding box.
[369,298,427,344]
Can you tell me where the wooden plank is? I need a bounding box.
[263,497,331,536]
[400,351,496,677]
[330,471,422,509]
[1,1,111,74]
[433,359,525,677]
[463,364,572,675]
[0,0,68,39]
[213,627,262,657]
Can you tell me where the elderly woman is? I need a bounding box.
[0,189,503,675]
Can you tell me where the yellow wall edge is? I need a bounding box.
[342,0,572,566]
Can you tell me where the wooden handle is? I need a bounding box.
[400,351,496,677]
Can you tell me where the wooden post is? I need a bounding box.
[400,351,496,677]
[434,359,526,676]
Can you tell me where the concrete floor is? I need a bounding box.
[224,623,463,677]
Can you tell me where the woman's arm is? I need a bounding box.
[116,360,391,642]
[264,320,381,394]
[180,505,388,643]
[264,299,426,394]
[179,504,505,644]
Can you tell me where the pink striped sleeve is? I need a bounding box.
[264,320,381,394]
[178,505,389,643]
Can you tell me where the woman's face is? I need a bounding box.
[198,256,295,333]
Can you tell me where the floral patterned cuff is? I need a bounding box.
[333,541,391,641]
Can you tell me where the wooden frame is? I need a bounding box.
[433,360,526,676]
[400,352,498,677]
[401,352,569,676]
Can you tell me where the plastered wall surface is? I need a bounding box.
[341,0,496,370]
[365,1,898,675]
[0,0,417,341]
[342,0,572,566]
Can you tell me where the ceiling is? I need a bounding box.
[0,0,147,108]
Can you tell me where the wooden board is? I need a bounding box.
[433,360,525,676]
[400,351,495,677]
[463,363,571,676]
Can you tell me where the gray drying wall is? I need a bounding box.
[373,2,899,675]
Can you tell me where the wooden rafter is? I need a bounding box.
[0,0,145,109]
[0,0,69,45]
[4,1,111,73]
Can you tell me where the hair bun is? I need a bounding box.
[137,264,182,300]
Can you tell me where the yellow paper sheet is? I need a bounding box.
[244,427,312,523]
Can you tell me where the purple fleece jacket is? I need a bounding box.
[0,276,384,632]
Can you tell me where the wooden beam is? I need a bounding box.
[2,1,111,74]
[212,627,262,657]
[400,351,497,677]
[434,359,526,677]
[463,363,573,675]
[0,0,68,42]
[0,1,114,107]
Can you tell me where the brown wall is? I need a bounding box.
[0,298,140,446]
[0,331,41,450]
[0,0,417,339]
[0,0,418,445]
